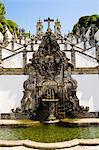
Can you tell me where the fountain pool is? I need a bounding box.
[0,124,99,143]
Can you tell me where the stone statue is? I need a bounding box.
[3,29,9,47]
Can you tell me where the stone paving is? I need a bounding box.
[0,118,99,125]
[0,139,99,150]
[0,120,40,126]
[0,145,99,150]
[62,145,99,150]
[74,118,99,123]
[0,146,38,150]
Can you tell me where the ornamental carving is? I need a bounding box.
[21,30,88,120]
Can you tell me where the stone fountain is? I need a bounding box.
[21,29,89,121]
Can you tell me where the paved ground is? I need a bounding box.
[0,147,38,150]
[74,118,99,123]
[1,118,99,125]
[0,146,99,150]
[0,119,40,126]
[63,146,99,150]
[0,139,99,150]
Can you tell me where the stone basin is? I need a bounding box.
[0,119,99,149]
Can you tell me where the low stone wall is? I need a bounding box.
[0,139,99,149]
[0,112,99,120]
[1,113,11,119]
[0,113,29,120]
[72,111,99,118]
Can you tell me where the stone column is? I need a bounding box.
[19,35,22,44]
[23,44,27,68]
[76,35,79,44]
[81,27,85,42]
[31,38,34,51]
[71,44,76,67]
[76,24,81,44]
[69,33,73,43]
[90,24,95,40]
[96,44,99,63]
[0,43,2,64]
[83,38,87,51]
[89,24,96,47]
[64,42,67,56]
[11,36,14,51]
[67,66,72,78]
[24,36,26,45]
[19,29,22,44]
[64,36,67,57]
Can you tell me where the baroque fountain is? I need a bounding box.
[0,20,99,149]
[21,28,88,121]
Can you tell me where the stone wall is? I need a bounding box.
[0,113,29,120]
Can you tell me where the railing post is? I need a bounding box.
[71,44,76,67]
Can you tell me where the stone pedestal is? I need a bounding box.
[42,99,59,121]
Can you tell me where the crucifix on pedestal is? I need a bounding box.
[44,17,54,30]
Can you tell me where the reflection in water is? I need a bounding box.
[78,126,96,139]
[0,125,99,142]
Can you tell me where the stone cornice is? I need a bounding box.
[0,67,99,75]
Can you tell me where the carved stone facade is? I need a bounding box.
[54,18,62,39]
[21,29,88,120]
[36,19,43,40]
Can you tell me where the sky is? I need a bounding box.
[2,0,99,34]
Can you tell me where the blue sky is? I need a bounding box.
[2,0,99,34]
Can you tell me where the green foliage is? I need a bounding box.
[0,22,3,29]
[72,14,99,35]
[0,17,8,33]
[24,32,31,38]
[0,17,18,34]
[0,2,19,35]
[7,20,19,34]
[0,2,6,19]
[72,23,78,35]
[7,20,18,29]
[1,17,9,26]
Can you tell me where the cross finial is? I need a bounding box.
[44,17,54,30]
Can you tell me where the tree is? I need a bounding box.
[0,2,6,19]
[7,20,18,29]
[72,14,99,35]
[7,20,18,33]
[0,2,19,35]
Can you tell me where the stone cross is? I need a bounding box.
[44,17,54,29]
